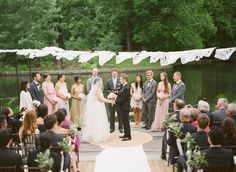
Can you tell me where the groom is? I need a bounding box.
[115,73,131,141]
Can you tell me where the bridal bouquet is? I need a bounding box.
[32,100,41,107]
[78,93,86,101]
[108,92,117,100]
[52,96,60,103]
[134,95,142,101]
[65,93,71,99]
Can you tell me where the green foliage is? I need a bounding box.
[35,149,53,172]
[58,138,74,152]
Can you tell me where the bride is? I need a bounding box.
[81,77,113,143]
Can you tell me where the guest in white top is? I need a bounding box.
[20,81,33,111]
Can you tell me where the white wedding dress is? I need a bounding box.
[81,83,110,143]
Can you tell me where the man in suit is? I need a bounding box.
[0,128,23,171]
[211,98,228,126]
[170,71,186,104]
[142,70,157,130]
[29,72,43,104]
[115,73,131,141]
[227,103,236,123]
[87,68,104,93]
[107,68,123,133]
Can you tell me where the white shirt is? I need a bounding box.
[112,77,117,88]
[147,79,153,87]
[20,90,33,110]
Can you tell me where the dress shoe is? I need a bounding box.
[119,129,123,133]
[122,137,131,141]
[119,135,126,138]
[110,129,115,133]
[145,126,151,130]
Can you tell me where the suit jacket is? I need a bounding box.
[0,147,23,171]
[170,81,185,103]
[211,108,227,126]
[193,130,210,148]
[29,81,43,104]
[142,80,157,103]
[106,77,121,93]
[202,147,234,171]
[115,84,131,112]
[87,76,104,92]
[28,150,61,172]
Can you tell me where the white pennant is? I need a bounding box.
[215,47,236,60]
[96,51,116,65]
[116,52,138,64]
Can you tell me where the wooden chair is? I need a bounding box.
[21,166,40,172]
[0,166,16,172]
[203,163,230,172]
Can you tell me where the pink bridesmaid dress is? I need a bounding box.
[43,81,57,114]
[152,81,170,131]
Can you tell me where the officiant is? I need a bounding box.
[106,68,123,133]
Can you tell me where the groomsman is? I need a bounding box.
[142,70,157,130]
[86,68,104,93]
[29,72,43,104]
[170,71,186,104]
[106,68,123,133]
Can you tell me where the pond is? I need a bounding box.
[0,58,236,112]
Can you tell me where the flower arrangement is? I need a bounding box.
[108,92,117,100]
[35,149,53,172]
[187,149,207,171]
[162,113,177,129]
[58,138,74,153]
[68,124,79,137]
[168,121,183,138]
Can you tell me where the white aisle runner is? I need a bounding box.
[94,145,151,172]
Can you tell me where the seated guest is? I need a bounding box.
[0,128,23,171]
[37,104,48,133]
[211,98,228,127]
[226,103,236,123]
[189,108,201,127]
[0,115,7,129]
[19,110,39,146]
[28,132,61,172]
[44,114,70,170]
[198,100,211,116]
[221,117,236,146]
[57,108,73,129]
[203,127,234,172]
[193,114,210,148]
[55,110,68,135]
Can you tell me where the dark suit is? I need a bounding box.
[107,77,123,130]
[193,130,210,148]
[116,84,131,138]
[142,80,157,128]
[0,147,23,171]
[170,81,186,104]
[29,81,43,104]
[202,146,234,172]
[28,150,61,172]
[211,108,227,127]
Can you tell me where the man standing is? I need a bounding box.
[29,72,43,104]
[115,74,131,141]
[107,68,123,133]
[142,70,157,130]
[87,68,104,93]
[170,71,186,104]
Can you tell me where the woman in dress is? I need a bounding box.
[55,74,71,117]
[130,75,143,128]
[81,77,113,143]
[70,76,85,122]
[20,80,33,110]
[42,74,57,114]
[152,72,171,131]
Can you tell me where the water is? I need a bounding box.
[1,58,236,112]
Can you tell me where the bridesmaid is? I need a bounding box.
[55,74,71,117]
[130,75,143,128]
[70,76,85,122]
[152,72,171,131]
[42,74,57,114]
[20,80,33,110]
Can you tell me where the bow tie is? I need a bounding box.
[36,84,40,86]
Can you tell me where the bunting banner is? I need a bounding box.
[116,52,138,64]
[214,47,236,60]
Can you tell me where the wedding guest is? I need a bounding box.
[55,110,68,135]
[170,71,185,104]
[36,104,48,133]
[211,98,228,127]
[18,110,39,145]
[27,132,61,172]
[226,103,236,123]
[221,118,236,146]
[152,72,171,131]
[198,100,211,116]
[130,75,143,128]
[0,115,7,129]
[29,72,43,104]
[20,80,33,110]
[107,68,123,133]
[55,74,70,116]
[189,108,201,128]
[203,127,234,172]
[70,75,85,123]
[87,68,103,93]
[142,70,157,130]
[42,74,57,114]
[0,128,23,171]
[57,108,72,130]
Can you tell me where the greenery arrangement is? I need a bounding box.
[58,138,74,153]
[163,113,183,138]
[35,149,53,172]
[162,114,178,129]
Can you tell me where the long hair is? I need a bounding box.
[22,110,38,141]
[20,81,29,92]
[221,117,236,138]
[135,75,143,90]
[161,72,169,94]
